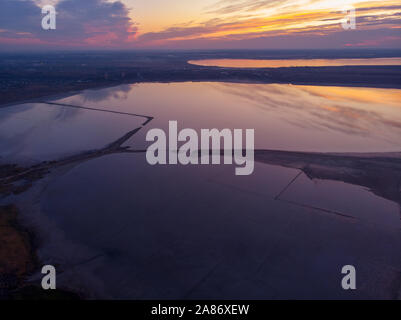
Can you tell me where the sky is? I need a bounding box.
[0,0,400,50]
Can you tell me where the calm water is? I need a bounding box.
[39,152,400,299]
[56,82,401,153]
[188,58,401,68]
[0,102,144,163]
[2,82,401,299]
[2,83,400,161]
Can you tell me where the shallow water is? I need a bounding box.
[2,82,401,299]
[3,82,400,159]
[0,102,145,163]
[188,58,401,68]
[40,152,401,299]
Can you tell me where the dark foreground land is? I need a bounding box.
[1,49,401,106]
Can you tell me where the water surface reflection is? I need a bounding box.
[188,58,401,68]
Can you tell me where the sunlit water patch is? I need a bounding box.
[188,58,401,68]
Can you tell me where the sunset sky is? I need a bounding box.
[0,0,400,49]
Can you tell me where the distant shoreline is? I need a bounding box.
[2,74,401,108]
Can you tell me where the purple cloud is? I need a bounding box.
[0,0,137,49]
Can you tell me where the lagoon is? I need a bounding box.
[2,82,401,299]
[188,58,401,68]
[54,82,401,153]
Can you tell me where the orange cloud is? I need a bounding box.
[134,0,401,48]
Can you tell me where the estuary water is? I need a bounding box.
[53,82,401,152]
[2,82,401,299]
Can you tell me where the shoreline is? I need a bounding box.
[0,204,80,300]
[1,50,400,107]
